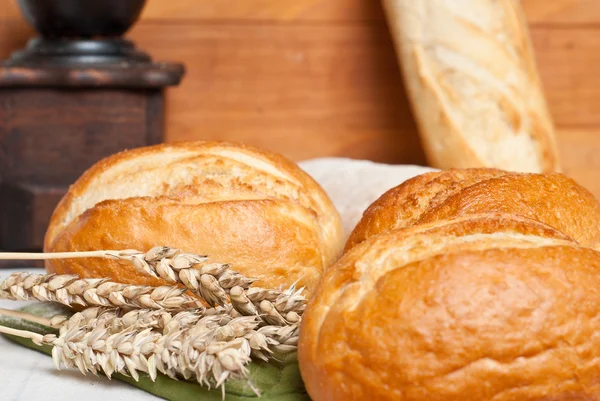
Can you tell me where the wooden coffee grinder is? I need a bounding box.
[0,0,185,256]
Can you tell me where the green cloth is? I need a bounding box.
[0,303,311,401]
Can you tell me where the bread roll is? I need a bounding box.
[382,0,559,173]
[301,168,600,400]
[44,141,344,293]
[299,220,600,400]
[346,168,600,251]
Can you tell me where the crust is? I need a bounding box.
[300,225,600,400]
[48,197,325,291]
[345,168,507,249]
[301,245,600,401]
[346,169,600,251]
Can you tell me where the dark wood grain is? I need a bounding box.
[0,86,171,252]
[0,89,154,183]
[0,182,65,250]
[0,63,184,88]
[146,90,165,145]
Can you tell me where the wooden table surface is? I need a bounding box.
[2,0,600,197]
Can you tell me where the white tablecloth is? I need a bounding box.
[0,159,434,400]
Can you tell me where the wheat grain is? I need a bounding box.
[0,307,299,394]
[112,246,307,326]
[0,272,204,312]
[0,246,309,392]
[0,247,307,326]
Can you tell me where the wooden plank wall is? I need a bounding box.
[2,0,600,196]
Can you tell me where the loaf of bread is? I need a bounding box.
[44,141,345,293]
[382,0,560,173]
[299,169,600,400]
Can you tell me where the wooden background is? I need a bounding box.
[2,0,600,196]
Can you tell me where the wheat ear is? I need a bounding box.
[0,272,204,312]
[0,247,308,326]
[116,247,307,326]
[0,307,299,394]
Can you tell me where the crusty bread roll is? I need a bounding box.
[299,226,600,400]
[382,0,560,173]
[346,168,600,251]
[44,141,344,293]
[299,169,600,400]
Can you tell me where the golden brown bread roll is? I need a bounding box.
[300,168,600,400]
[299,220,600,400]
[44,141,344,292]
[346,168,600,251]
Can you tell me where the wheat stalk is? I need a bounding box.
[0,307,67,328]
[0,307,299,395]
[0,272,204,312]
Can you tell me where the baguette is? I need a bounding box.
[382,0,560,173]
